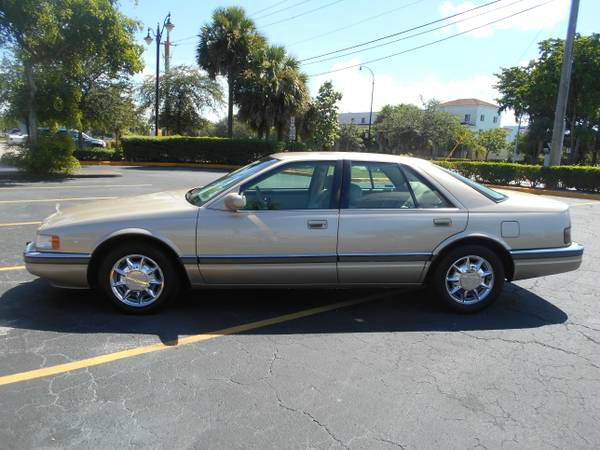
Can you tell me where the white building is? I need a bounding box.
[338,112,377,127]
[438,98,501,131]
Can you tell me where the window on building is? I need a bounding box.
[361,117,366,124]
[464,114,471,123]
[480,114,485,122]
[493,116,498,124]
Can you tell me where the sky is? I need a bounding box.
[120,0,599,126]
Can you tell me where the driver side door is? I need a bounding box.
[196,160,342,285]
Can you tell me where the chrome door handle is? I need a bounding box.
[433,218,452,226]
[307,220,328,230]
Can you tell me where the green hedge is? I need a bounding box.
[74,147,121,161]
[436,161,600,193]
[121,136,285,165]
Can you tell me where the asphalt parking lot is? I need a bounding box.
[0,165,599,449]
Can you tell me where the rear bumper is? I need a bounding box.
[24,241,90,288]
[511,242,583,281]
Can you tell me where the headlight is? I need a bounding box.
[564,227,571,245]
[36,234,60,250]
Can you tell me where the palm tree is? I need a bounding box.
[237,45,308,141]
[197,7,263,138]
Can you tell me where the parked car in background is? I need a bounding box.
[60,129,106,148]
[24,152,583,314]
[6,132,28,144]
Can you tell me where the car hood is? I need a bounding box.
[40,189,196,230]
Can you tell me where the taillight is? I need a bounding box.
[564,227,571,245]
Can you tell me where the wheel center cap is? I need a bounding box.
[123,270,150,291]
[459,271,482,291]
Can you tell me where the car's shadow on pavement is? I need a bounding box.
[0,280,568,345]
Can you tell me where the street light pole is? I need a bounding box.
[360,65,375,145]
[548,0,580,166]
[144,13,174,137]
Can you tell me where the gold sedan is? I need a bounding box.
[25,153,583,313]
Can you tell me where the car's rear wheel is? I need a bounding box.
[431,245,505,313]
[98,242,180,313]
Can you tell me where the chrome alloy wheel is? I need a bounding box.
[110,254,164,307]
[445,255,494,305]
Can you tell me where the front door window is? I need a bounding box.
[240,161,338,210]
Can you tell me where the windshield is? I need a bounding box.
[437,166,507,202]
[186,158,278,206]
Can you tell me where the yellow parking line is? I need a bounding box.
[0,196,116,204]
[0,265,25,272]
[0,221,42,228]
[571,201,599,207]
[0,293,389,387]
[0,184,151,190]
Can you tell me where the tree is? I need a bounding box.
[0,0,143,142]
[140,65,223,135]
[496,34,600,163]
[312,81,342,151]
[336,123,365,152]
[81,81,145,144]
[197,6,264,138]
[477,128,509,160]
[374,101,462,157]
[236,45,308,140]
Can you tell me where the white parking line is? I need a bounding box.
[0,184,151,190]
[0,196,116,204]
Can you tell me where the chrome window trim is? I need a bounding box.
[510,243,584,260]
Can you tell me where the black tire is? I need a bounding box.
[97,241,181,314]
[431,245,505,313]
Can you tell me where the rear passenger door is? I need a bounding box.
[337,160,467,284]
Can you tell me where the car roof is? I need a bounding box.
[271,151,424,165]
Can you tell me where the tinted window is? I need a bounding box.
[347,162,415,209]
[240,161,337,210]
[402,166,452,208]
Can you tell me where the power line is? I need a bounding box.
[302,0,526,66]
[254,0,317,21]
[288,0,426,47]
[251,0,294,16]
[171,35,196,44]
[307,1,552,77]
[261,0,346,28]
[301,0,502,62]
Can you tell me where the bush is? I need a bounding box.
[436,161,600,193]
[74,147,121,161]
[122,136,285,165]
[13,135,79,176]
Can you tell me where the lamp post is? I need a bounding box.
[144,13,174,136]
[360,65,375,145]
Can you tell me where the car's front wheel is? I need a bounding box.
[431,245,505,313]
[98,242,180,313]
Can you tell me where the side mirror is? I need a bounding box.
[224,192,246,211]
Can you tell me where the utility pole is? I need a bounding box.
[359,65,375,145]
[548,0,580,166]
[164,24,171,73]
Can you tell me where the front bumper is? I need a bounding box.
[24,241,91,288]
[510,242,584,281]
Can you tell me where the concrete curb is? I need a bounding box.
[79,160,239,170]
[489,185,600,201]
